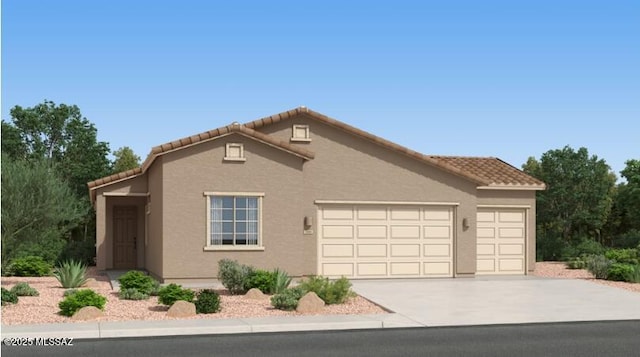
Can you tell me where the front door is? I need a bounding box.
[113,206,137,269]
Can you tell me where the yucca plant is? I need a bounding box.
[54,259,88,288]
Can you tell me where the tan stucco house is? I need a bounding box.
[88,107,545,283]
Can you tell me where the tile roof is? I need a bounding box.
[88,107,545,202]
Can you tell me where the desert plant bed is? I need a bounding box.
[0,267,385,326]
[532,262,640,293]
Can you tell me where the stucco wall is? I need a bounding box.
[255,115,479,276]
[477,189,538,272]
[160,134,306,279]
[146,158,164,279]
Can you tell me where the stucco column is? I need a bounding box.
[95,194,107,270]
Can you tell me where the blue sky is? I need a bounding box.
[2,0,638,178]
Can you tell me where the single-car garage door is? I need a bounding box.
[476,208,526,275]
[318,204,454,278]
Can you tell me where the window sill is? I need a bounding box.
[223,157,247,162]
[290,138,312,143]
[203,246,265,252]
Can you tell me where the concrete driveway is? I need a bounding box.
[352,276,640,326]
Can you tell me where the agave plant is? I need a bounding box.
[272,268,292,294]
[54,260,88,288]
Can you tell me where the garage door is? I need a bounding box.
[476,208,526,275]
[318,205,454,278]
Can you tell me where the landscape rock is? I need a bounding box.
[71,306,104,321]
[245,288,266,300]
[81,278,102,288]
[167,300,196,318]
[296,292,325,313]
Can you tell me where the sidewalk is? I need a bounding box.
[1,313,422,339]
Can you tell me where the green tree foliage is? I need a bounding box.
[523,146,616,259]
[1,154,85,264]
[619,160,640,230]
[112,146,141,173]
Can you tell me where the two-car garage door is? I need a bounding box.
[318,204,454,278]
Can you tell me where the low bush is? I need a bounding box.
[270,286,305,311]
[604,249,639,265]
[585,255,613,279]
[245,270,276,294]
[118,271,157,295]
[150,280,161,296]
[54,259,88,288]
[58,289,106,317]
[10,282,39,296]
[612,230,640,249]
[298,276,354,305]
[63,289,78,297]
[629,266,640,284]
[119,288,149,300]
[158,284,194,306]
[562,239,605,261]
[217,259,254,295]
[195,289,221,314]
[566,259,586,270]
[273,268,292,294]
[7,256,51,277]
[607,263,636,282]
[1,287,19,305]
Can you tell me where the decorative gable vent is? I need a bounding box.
[224,143,246,162]
[291,124,311,142]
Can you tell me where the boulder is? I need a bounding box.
[245,288,266,300]
[81,278,102,288]
[72,306,104,321]
[296,292,325,313]
[167,300,196,318]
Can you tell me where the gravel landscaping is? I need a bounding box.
[532,262,640,293]
[0,268,385,325]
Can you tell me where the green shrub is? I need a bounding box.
[273,268,292,294]
[566,259,586,270]
[604,249,639,265]
[612,230,640,249]
[298,276,355,305]
[119,288,149,300]
[607,263,636,282]
[245,270,276,294]
[54,259,88,288]
[10,282,39,296]
[629,266,640,284]
[270,286,305,310]
[217,259,254,295]
[585,255,613,279]
[158,284,194,306]
[1,287,19,305]
[8,256,51,277]
[118,271,157,295]
[150,280,161,296]
[58,289,106,317]
[58,238,96,266]
[195,289,221,314]
[63,289,79,297]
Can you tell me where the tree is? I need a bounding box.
[4,100,111,197]
[1,153,85,264]
[605,159,640,247]
[523,146,616,259]
[112,146,141,173]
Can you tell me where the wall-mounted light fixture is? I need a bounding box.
[304,216,313,229]
[462,218,470,230]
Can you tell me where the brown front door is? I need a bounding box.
[113,206,137,269]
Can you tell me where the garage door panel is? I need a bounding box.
[357,244,387,257]
[390,262,420,276]
[357,225,387,239]
[477,208,525,275]
[424,226,450,239]
[357,263,387,276]
[424,244,450,257]
[499,228,524,239]
[322,263,354,276]
[320,205,453,278]
[390,208,420,220]
[322,244,354,258]
[424,262,451,276]
[357,208,387,220]
[390,244,420,257]
[499,244,523,255]
[390,225,420,239]
[322,225,354,238]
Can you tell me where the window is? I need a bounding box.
[291,124,311,142]
[224,143,246,161]
[207,194,262,248]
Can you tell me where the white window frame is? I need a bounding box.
[224,143,246,161]
[291,124,311,142]
[204,192,264,251]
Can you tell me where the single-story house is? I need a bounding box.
[88,107,545,283]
